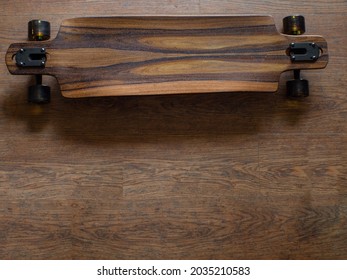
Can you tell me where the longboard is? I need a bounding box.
[5,15,328,103]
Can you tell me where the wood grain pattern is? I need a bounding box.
[5,16,328,98]
[0,0,346,260]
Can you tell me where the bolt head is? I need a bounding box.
[290,43,295,47]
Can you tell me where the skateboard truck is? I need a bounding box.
[21,20,51,104]
[283,15,316,98]
[288,42,320,62]
[285,41,322,98]
[15,47,47,67]
[14,46,50,103]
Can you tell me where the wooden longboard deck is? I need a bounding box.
[6,16,328,98]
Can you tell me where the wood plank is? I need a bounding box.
[199,0,347,15]
[0,0,346,260]
[0,1,201,16]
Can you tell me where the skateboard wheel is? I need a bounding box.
[283,15,305,35]
[28,20,50,41]
[28,85,51,104]
[286,79,309,98]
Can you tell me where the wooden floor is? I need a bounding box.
[0,0,346,259]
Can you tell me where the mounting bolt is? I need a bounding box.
[290,42,295,47]
[20,48,24,53]
[291,55,296,61]
[311,42,316,48]
[41,61,45,66]
[311,55,317,60]
[19,62,24,66]
[41,48,45,52]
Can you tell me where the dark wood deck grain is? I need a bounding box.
[5,16,328,98]
[0,0,346,260]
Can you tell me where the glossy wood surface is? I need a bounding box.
[0,0,346,260]
[6,16,328,98]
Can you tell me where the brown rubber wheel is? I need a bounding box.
[286,79,309,98]
[283,15,306,35]
[28,85,51,104]
[28,20,51,41]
